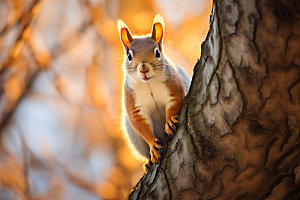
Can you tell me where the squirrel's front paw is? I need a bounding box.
[143,160,153,172]
[150,139,162,163]
[165,115,179,136]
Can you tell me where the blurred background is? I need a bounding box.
[0,0,212,199]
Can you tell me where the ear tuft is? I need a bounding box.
[117,19,127,32]
[153,14,165,27]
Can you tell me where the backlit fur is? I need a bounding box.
[118,15,190,168]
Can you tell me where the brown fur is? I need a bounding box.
[118,15,190,169]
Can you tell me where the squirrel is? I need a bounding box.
[117,15,190,171]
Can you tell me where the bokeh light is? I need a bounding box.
[0,0,212,199]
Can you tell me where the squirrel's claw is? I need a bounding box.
[165,115,179,136]
[150,139,162,163]
[154,139,162,147]
[150,148,160,163]
[171,115,179,125]
[144,160,153,172]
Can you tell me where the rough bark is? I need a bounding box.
[129,0,300,199]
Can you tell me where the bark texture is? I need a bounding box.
[129,0,300,199]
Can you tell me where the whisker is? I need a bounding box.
[126,68,136,71]
[124,65,136,68]
[151,63,172,67]
[151,61,169,65]
[125,65,137,70]
[123,63,137,66]
[126,67,136,70]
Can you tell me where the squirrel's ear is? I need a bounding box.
[117,19,133,53]
[151,14,164,50]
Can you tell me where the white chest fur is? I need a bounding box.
[131,79,172,140]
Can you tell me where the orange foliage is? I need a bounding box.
[0,0,212,199]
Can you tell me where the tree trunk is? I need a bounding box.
[128,0,300,199]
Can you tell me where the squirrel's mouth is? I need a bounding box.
[143,76,151,81]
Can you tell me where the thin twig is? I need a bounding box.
[20,132,32,200]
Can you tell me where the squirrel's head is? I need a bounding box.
[117,15,167,82]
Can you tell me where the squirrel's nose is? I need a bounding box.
[139,69,149,74]
[139,64,149,74]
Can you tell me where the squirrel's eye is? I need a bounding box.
[155,49,161,58]
[128,52,132,62]
[154,47,160,58]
